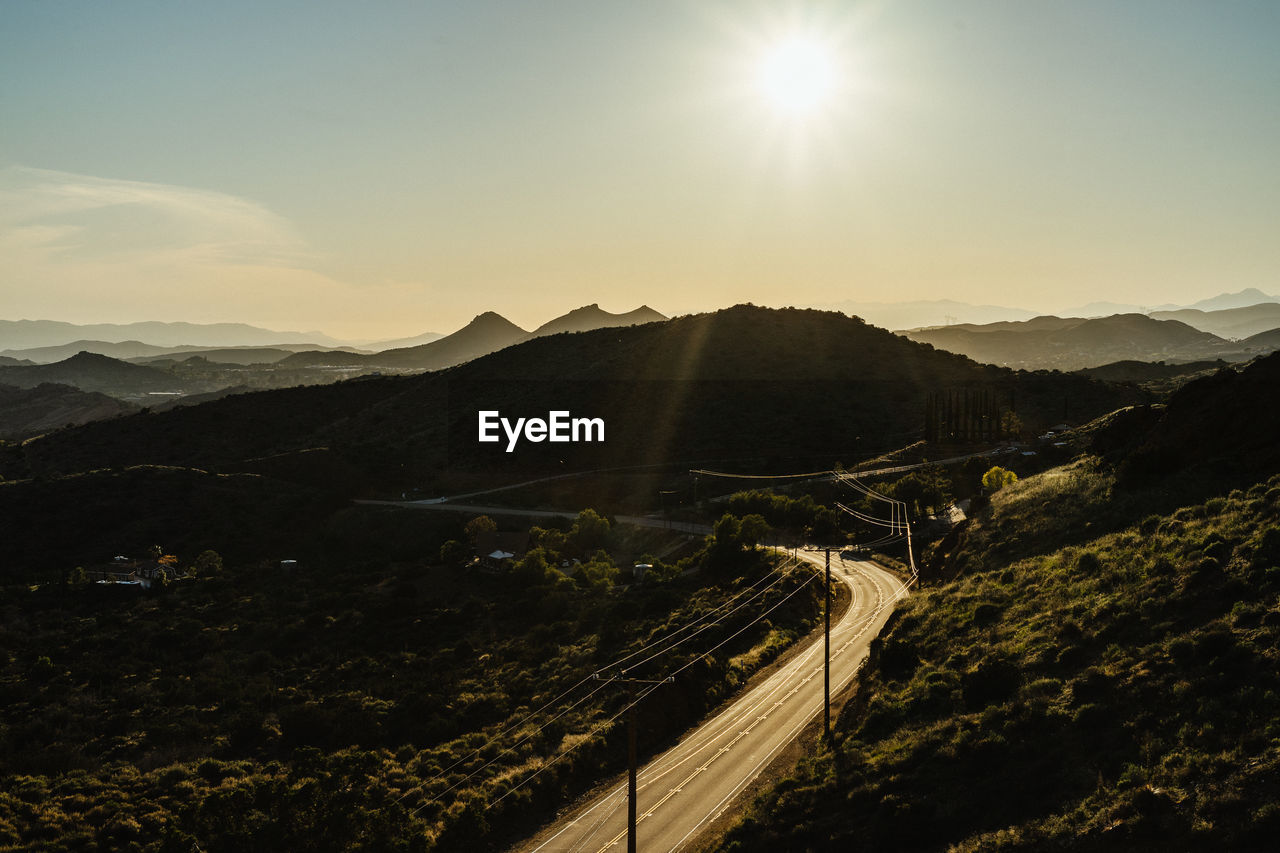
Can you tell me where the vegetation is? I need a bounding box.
[719,467,1280,851]
[0,512,822,851]
[982,465,1017,492]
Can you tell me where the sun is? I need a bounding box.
[755,36,839,118]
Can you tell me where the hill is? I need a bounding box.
[1182,287,1277,311]
[1073,359,1228,384]
[369,310,529,368]
[905,313,1246,370]
[0,319,343,350]
[280,311,529,370]
[1239,326,1280,353]
[527,303,667,338]
[812,299,1038,330]
[0,506,820,851]
[720,466,1280,852]
[0,307,1148,572]
[717,356,1280,852]
[1149,303,1280,340]
[0,352,217,399]
[128,348,298,366]
[0,383,138,439]
[357,330,445,350]
[1103,352,1280,492]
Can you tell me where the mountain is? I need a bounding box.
[0,356,35,367]
[0,383,138,439]
[905,313,1243,370]
[1074,359,1229,383]
[356,331,445,350]
[127,348,298,366]
[1149,303,1280,340]
[0,351,212,398]
[2,339,192,363]
[1183,287,1276,312]
[280,311,530,370]
[527,304,667,338]
[809,299,1037,330]
[1055,299,1150,317]
[371,311,530,368]
[0,319,344,350]
[2,340,359,365]
[1107,351,1280,489]
[1,307,1146,498]
[1238,326,1280,353]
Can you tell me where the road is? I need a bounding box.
[512,552,909,853]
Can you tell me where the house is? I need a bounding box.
[474,531,531,571]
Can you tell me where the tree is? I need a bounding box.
[439,539,470,567]
[982,466,1018,492]
[569,509,611,553]
[738,514,771,550]
[464,515,497,546]
[191,550,223,578]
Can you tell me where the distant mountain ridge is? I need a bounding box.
[904,313,1253,370]
[0,340,366,365]
[0,319,342,350]
[281,304,668,371]
[0,351,213,397]
[1148,303,1280,340]
[527,304,666,338]
[1,306,1147,496]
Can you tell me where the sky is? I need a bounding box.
[2,0,1278,341]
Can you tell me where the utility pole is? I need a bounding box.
[804,545,839,742]
[594,672,674,853]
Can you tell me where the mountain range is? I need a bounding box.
[0,319,343,350]
[0,340,363,365]
[905,313,1254,371]
[279,303,666,370]
[0,351,215,398]
[0,306,1145,522]
[1147,302,1280,340]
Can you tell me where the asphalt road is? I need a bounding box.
[512,552,909,853]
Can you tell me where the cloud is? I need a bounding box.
[0,165,310,266]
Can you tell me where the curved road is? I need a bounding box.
[513,552,909,853]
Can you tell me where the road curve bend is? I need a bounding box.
[513,552,909,853]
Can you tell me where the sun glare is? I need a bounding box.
[755,36,838,118]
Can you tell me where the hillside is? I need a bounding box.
[715,352,1280,852]
[0,383,138,439]
[527,303,666,338]
[0,352,217,398]
[0,507,822,852]
[280,311,529,370]
[1073,360,1228,384]
[905,313,1248,370]
[720,469,1280,852]
[367,310,529,368]
[1150,303,1280,340]
[0,307,1147,574]
[1238,326,1280,353]
[1,307,1147,485]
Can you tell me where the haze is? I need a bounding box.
[2,1,1277,339]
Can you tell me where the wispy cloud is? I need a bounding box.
[0,165,310,266]
[0,165,439,339]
